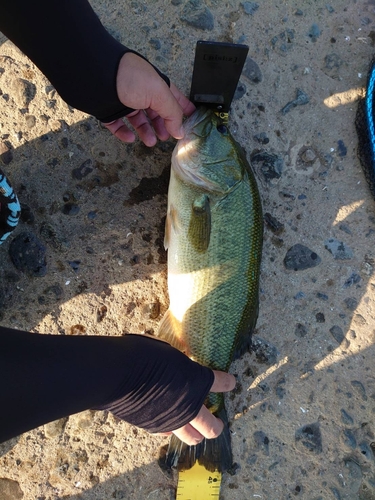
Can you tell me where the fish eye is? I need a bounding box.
[217,124,228,134]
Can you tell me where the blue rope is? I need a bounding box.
[0,172,21,245]
[365,63,375,169]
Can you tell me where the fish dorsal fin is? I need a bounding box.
[188,194,211,253]
[156,309,188,354]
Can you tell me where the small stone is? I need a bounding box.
[343,273,361,288]
[44,417,68,438]
[9,232,47,277]
[264,213,284,235]
[149,38,161,50]
[253,132,269,145]
[351,380,367,401]
[323,53,343,79]
[72,159,93,180]
[253,430,269,455]
[251,152,283,181]
[13,78,36,108]
[337,140,347,157]
[340,409,354,425]
[233,82,246,100]
[0,141,13,165]
[251,337,278,365]
[180,1,214,31]
[283,244,321,271]
[243,57,262,83]
[359,442,375,461]
[308,24,321,42]
[271,29,295,55]
[62,203,80,215]
[281,89,309,114]
[316,312,325,323]
[344,297,358,311]
[295,323,308,338]
[329,325,345,345]
[241,2,259,15]
[342,430,357,449]
[143,301,160,320]
[295,423,322,453]
[0,478,23,499]
[317,292,328,301]
[324,238,353,260]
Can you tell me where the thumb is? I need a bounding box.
[210,370,236,393]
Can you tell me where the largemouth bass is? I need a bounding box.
[157,107,263,472]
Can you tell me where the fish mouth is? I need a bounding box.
[182,106,213,137]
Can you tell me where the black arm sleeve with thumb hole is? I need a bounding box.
[0,327,214,443]
[0,0,169,122]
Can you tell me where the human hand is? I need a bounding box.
[104,52,196,146]
[159,370,236,445]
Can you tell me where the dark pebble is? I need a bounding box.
[264,212,284,235]
[20,203,35,224]
[62,203,80,216]
[281,89,309,114]
[330,487,342,500]
[253,430,269,455]
[87,211,97,220]
[317,292,328,301]
[315,312,325,323]
[283,244,321,271]
[275,377,286,398]
[295,323,308,338]
[295,422,322,454]
[149,38,161,50]
[180,1,214,31]
[340,409,354,425]
[323,53,343,79]
[342,429,357,449]
[344,297,358,311]
[251,151,283,181]
[68,260,80,272]
[343,273,361,288]
[233,82,246,100]
[0,141,13,165]
[9,231,47,277]
[308,23,321,42]
[251,337,278,365]
[241,2,259,15]
[271,29,295,55]
[243,57,262,83]
[359,442,375,461]
[337,140,347,157]
[72,159,93,180]
[329,325,345,345]
[38,284,63,305]
[339,223,352,235]
[324,238,353,260]
[253,132,269,145]
[351,380,367,401]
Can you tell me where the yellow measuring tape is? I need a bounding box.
[176,462,222,499]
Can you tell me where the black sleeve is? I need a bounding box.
[0,327,214,443]
[0,0,169,122]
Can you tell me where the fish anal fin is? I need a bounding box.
[156,309,187,354]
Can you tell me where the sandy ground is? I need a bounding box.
[1,0,375,499]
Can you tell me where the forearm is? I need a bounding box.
[0,0,168,122]
[0,327,214,442]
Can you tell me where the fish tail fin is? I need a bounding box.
[156,309,187,353]
[165,407,232,473]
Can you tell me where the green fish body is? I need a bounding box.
[157,107,263,472]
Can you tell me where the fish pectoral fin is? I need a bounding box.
[156,309,187,354]
[188,194,211,253]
